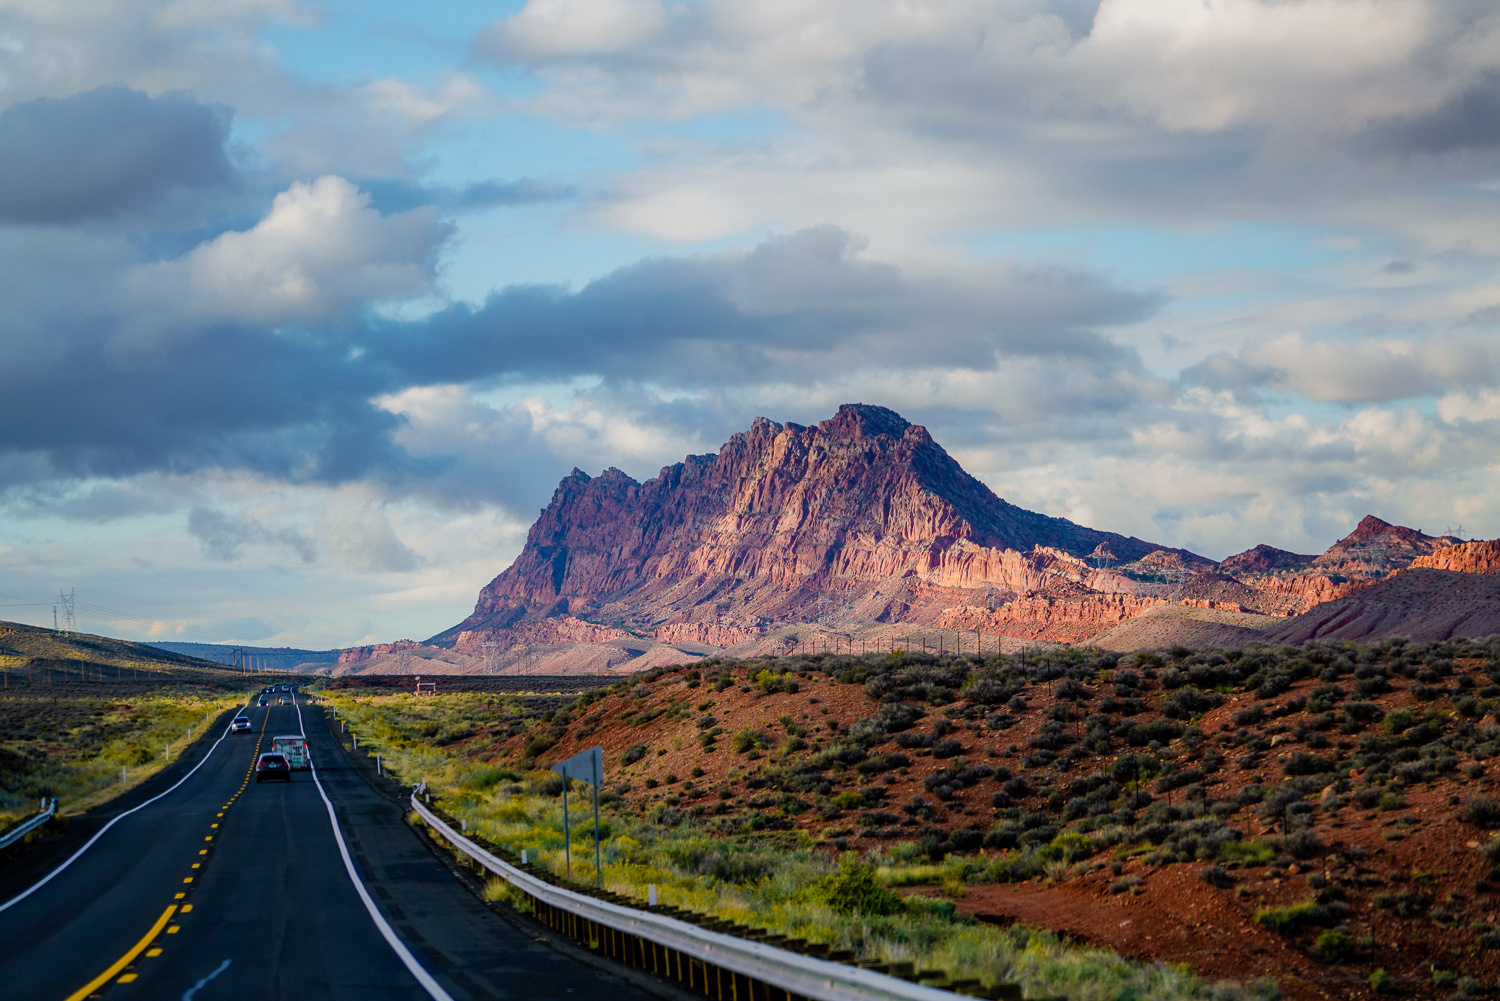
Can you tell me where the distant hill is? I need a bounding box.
[416,403,1492,669]
[1,621,242,680]
[147,642,338,673]
[1264,568,1500,643]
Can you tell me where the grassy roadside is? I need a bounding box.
[0,684,252,830]
[320,685,1276,1001]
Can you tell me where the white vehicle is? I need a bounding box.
[270,734,311,770]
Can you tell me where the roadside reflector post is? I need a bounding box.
[521,849,528,865]
[122,766,127,785]
[649,884,657,906]
[377,754,382,775]
[461,819,466,832]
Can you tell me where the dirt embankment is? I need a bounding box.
[407,641,1500,1000]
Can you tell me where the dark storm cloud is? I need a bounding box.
[1356,72,1500,155]
[364,226,1159,386]
[0,86,234,224]
[0,223,1159,510]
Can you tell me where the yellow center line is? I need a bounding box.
[70,695,276,998]
[63,904,177,1001]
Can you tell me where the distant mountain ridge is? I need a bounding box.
[431,404,1209,653]
[148,642,338,673]
[398,404,1489,669]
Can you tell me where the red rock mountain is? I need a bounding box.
[431,404,1207,650]
[416,405,1483,666]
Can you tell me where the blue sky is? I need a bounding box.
[1,0,1498,647]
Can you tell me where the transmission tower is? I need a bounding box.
[57,588,76,633]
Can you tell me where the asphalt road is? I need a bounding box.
[0,690,672,1001]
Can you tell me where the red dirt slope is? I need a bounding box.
[1269,569,1500,643]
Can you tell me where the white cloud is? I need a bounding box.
[1075,0,1441,133]
[484,0,666,57]
[127,176,448,334]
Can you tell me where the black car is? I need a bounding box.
[255,752,291,782]
[231,716,252,734]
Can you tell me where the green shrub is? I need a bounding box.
[805,856,905,916]
[1369,969,1394,994]
[621,744,648,765]
[1217,839,1277,867]
[1253,900,1330,934]
[523,733,558,759]
[1124,720,1183,746]
[1313,928,1354,963]
[467,767,520,791]
[730,728,768,754]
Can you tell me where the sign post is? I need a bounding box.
[550,745,605,887]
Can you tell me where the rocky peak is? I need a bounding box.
[1217,544,1316,575]
[430,404,1202,645]
[1315,515,1457,577]
[823,402,912,440]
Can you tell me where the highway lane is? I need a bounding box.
[0,697,265,1000]
[0,688,676,1001]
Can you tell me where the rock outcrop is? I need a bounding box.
[1312,515,1459,577]
[432,404,1207,650]
[421,405,1481,667]
[1411,539,1500,574]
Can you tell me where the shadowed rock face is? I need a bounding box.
[1218,544,1316,576]
[423,404,1492,661]
[430,404,1200,646]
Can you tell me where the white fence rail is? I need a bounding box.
[0,798,57,852]
[410,793,1025,1001]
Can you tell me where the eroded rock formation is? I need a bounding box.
[424,405,1481,665]
[432,404,1206,651]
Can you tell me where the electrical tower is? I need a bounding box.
[57,588,76,633]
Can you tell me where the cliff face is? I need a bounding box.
[432,404,1203,647]
[427,404,1480,662]
[1410,539,1500,574]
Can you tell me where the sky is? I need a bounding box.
[1,0,1498,648]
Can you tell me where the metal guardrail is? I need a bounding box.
[0,798,57,852]
[410,794,1032,1001]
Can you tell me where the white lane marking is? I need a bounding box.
[181,958,231,1000]
[294,697,455,1001]
[0,713,242,915]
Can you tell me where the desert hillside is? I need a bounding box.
[444,639,1500,999]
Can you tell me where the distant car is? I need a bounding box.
[255,752,291,782]
[231,716,252,734]
[257,698,268,707]
[277,696,289,705]
[270,735,311,770]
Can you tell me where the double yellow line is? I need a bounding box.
[64,702,271,1000]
